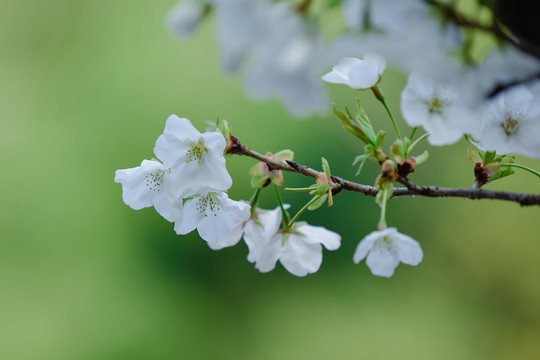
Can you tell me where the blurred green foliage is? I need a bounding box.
[0,0,539,359]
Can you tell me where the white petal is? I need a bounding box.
[244,207,282,263]
[174,197,203,235]
[154,115,200,167]
[279,235,323,277]
[198,212,240,249]
[220,195,251,221]
[424,117,464,146]
[114,160,166,210]
[296,224,341,250]
[255,234,286,273]
[364,53,386,75]
[366,247,399,278]
[395,233,423,266]
[352,228,394,264]
[348,60,380,89]
[153,192,182,222]
[321,70,349,85]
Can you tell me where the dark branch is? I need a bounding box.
[425,0,540,61]
[230,137,540,207]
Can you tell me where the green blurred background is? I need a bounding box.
[1,0,540,359]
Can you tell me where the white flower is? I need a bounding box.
[322,55,386,90]
[114,159,182,222]
[476,85,540,159]
[213,0,278,73]
[353,227,423,277]
[477,47,540,97]
[255,223,341,277]
[174,189,250,250]
[400,72,478,145]
[243,206,285,263]
[154,115,232,196]
[244,14,329,116]
[167,0,206,38]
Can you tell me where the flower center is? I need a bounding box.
[500,117,519,137]
[374,236,397,254]
[185,141,208,164]
[427,96,446,115]
[195,193,221,217]
[145,170,164,192]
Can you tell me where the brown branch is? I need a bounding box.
[229,136,540,207]
[425,0,540,60]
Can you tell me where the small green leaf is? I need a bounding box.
[250,174,268,189]
[308,194,328,210]
[353,154,370,166]
[275,149,294,161]
[414,151,429,166]
[488,167,515,182]
[375,131,386,147]
[354,157,369,176]
[355,99,377,145]
[321,157,332,181]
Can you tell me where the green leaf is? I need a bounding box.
[352,154,370,166]
[488,167,515,182]
[355,99,377,145]
[353,155,370,176]
[375,131,386,147]
[321,157,332,181]
[413,151,429,166]
[308,194,328,210]
[275,149,294,161]
[250,174,268,189]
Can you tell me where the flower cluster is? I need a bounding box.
[115,116,342,276]
[115,115,250,249]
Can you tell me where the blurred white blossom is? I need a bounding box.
[401,71,478,145]
[477,85,540,159]
[167,0,207,38]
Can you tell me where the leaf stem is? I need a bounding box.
[502,163,540,178]
[288,195,322,228]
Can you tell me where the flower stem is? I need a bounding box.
[503,163,540,179]
[372,85,402,142]
[273,184,291,229]
[378,188,389,230]
[288,195,322,228]
[249,188,261,218]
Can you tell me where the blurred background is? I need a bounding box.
[1,0,540,359]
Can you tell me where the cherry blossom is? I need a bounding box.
[353,227,423,277]
[322,55,386,90]
[476,85,540,159]
[174,189,250,250]
[255,223,341,277]
[400,72,477,145]
[114,159,182,222]
[154,115,232,196]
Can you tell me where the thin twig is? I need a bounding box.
[229,136,540,207]
[425,0,540,60]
